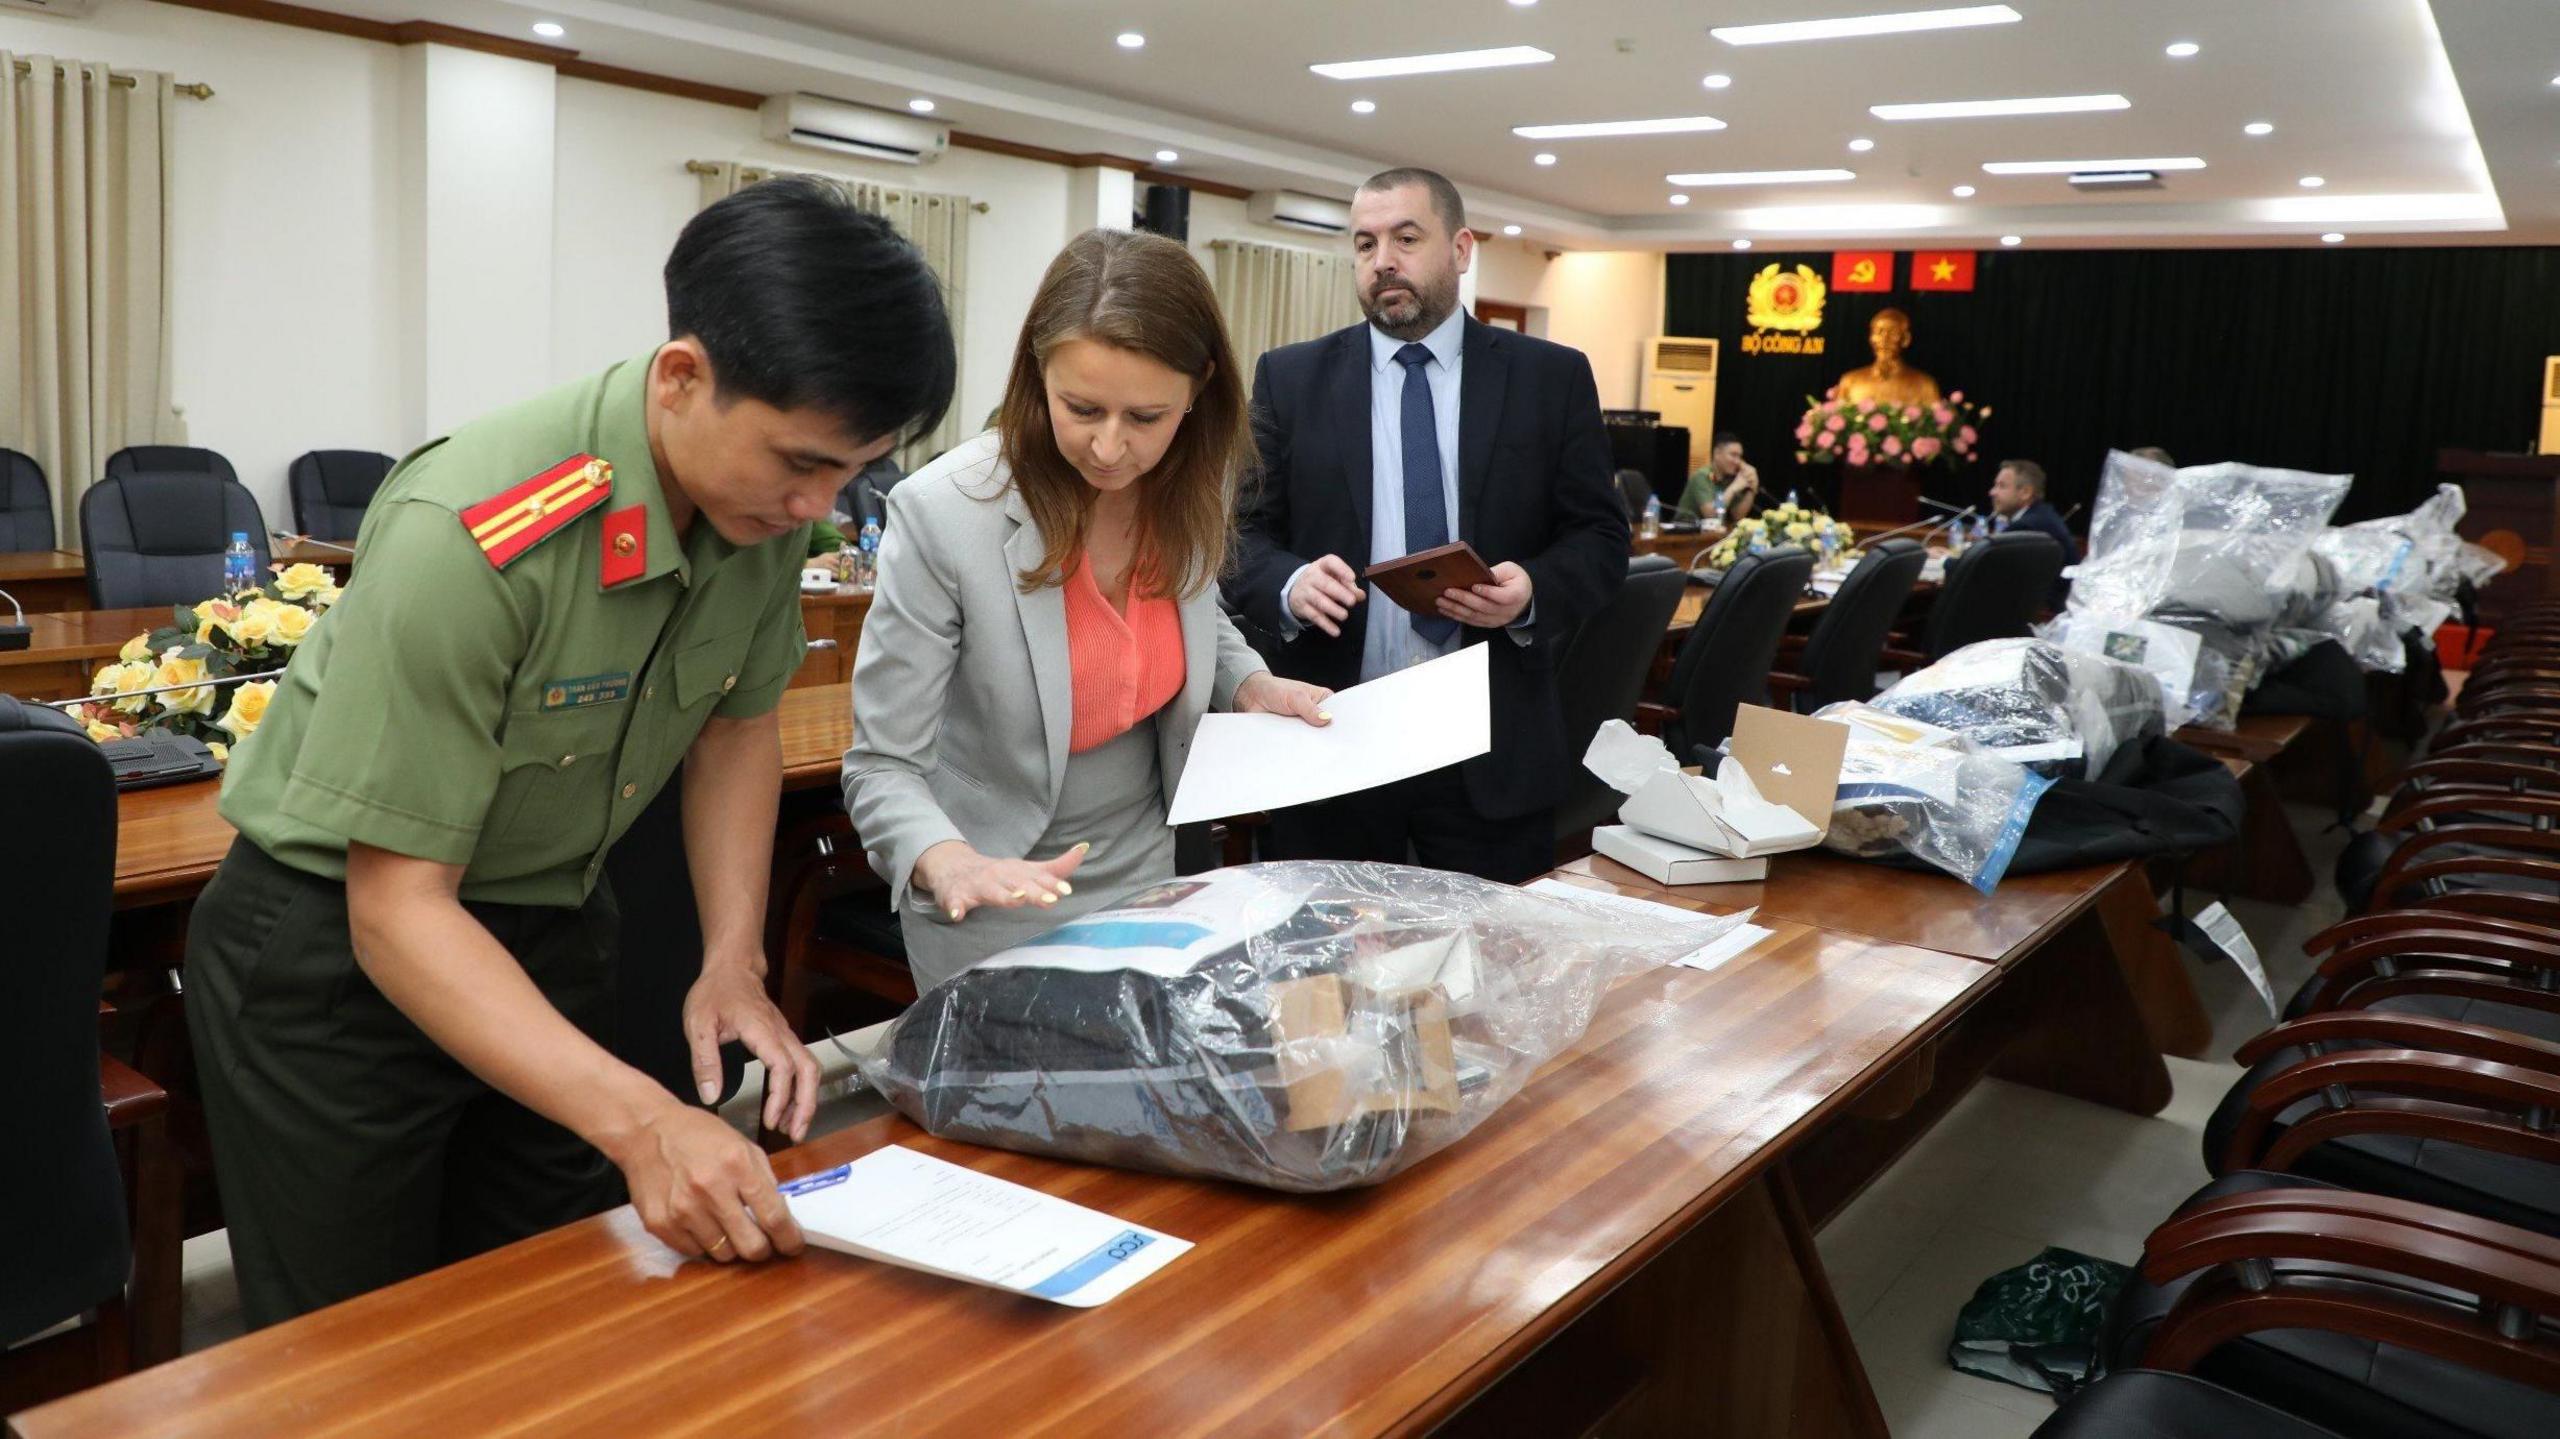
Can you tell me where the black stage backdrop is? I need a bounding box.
[1662,245,2560,523]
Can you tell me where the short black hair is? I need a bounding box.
[1999,459,2048,498]
[1357,167,1466,235]
[1711,431,1743,451]
[665,176,956,446]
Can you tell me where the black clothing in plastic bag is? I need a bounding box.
[2003,734,2244,875]
[1949,1247,2136,1396]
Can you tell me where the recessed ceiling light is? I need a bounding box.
[1848,137,1876,152]
[1733,239,1754,250]
[1871,93,2130,121]
[1712,5,2021,46]
[1703,73,1733,89]
[1982,156,2206,175]
[1351,99,1377,114]
[1310,46,1553,80]
[1533,152,1557,166]
[1116,32,1145,49]
[1666,168,1859,187]
[1154,149,1179,163]
[2321,232,2346,243]
[1501,224,1522,235]
[1512,115,1728,140]
[1952,184,1977,197]
[2299,175,2326,188]
[907,98,936,113]
[2244,121,2274,136]
[531,22,565,38]
[1669,193,1691,206]
[2165,41,2200,58]
[1509,0,1537,6]
[2000,234,2023,246]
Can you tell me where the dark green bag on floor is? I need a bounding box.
[1947,1247,2134,1397]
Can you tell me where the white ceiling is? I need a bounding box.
[279,0,2560,247]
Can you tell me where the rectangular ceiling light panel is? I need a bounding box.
[1712,6,2022,46]
[1310,46,1554,80]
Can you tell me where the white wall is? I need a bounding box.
[0,0,405,527]
[411,44,556,439]
[550,78,1074,439]
[1526,250,1665,410]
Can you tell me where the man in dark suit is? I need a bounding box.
[1225,167,1629,882]
[1989,458,2077,608]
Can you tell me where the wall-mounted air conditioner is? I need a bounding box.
[1247,189,1353,237]
[758,93,949,166]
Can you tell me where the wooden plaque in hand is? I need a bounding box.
[1365,542,1496,616]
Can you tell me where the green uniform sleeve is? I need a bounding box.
[278,500,527,865]
[1675,469,1717,523]
[715,558,807,719]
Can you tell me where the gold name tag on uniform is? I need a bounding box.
[540,673,633,710]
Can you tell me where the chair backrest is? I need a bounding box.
[0,447,55,552]
[1554,554,1691,839]
[104,445,238,488]
[1793,538,1926,710]
[289,449,394,542]
[79,472,272,608]
[1924,530,2064,661]
[1613,469,1655,525]
[0,697,129,1345]
[1663,545,1815,760]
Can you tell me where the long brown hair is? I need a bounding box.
[996,228,1250,598]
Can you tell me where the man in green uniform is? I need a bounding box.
[186,178,956,1326]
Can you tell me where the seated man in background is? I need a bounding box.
[1675,431,1757,526]
[1988,458,2078,608]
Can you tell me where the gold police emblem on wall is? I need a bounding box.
[1741,263,1830,356]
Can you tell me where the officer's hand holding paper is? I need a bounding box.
[1168,643,1491,825]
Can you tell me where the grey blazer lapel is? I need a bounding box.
[1003,491,1072,805]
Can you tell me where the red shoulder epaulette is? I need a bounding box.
[460,454,614,569]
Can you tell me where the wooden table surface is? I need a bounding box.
[1554,850,2129,969]
[112,684,857,908]
[11,915,1991,1439]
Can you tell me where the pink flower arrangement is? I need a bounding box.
[1794,389,1989,472]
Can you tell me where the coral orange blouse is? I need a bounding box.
[1063,554,1185,754]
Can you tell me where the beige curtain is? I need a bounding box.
[0,52,179,550]
[696,160,972,470]
[1211,237,1363,372]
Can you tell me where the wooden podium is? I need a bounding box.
[1835,464,1922,525]
[2436,449,2560,627]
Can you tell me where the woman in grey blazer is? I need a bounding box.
[844,230,1330,990]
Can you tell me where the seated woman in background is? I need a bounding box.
[1674,430,1760,526]
[843,227,1332,990]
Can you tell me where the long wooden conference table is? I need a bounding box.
[29,675,2205,1437]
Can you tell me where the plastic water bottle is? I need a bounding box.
[1640,495,1661,540]
[223,532,257,594]
[1786,488,1801,509]
[856,518,883,589]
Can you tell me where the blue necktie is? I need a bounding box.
[1395,342,1458,644]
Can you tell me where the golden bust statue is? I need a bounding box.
[1835,307,1942,409]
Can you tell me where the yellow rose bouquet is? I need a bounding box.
[66,561,340,757]
[1696,501,1865,573]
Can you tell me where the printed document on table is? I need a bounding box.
[781,1145,1191,1307]
[1167,642,1492,824]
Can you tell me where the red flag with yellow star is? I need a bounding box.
[1910,250,1977,292]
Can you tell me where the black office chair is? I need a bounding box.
[1554,555,1690,842]
[0,697,176,1387]
[1922,530,2065,661]
[1656,546,1814,761]
[2,447,56,552]
[1612,468,1655,527]
[79,471,272,608]
[287,449,394,543]
[1770,538,1925,712]
[103,445,238,488]
[2032,1372,2348,1439]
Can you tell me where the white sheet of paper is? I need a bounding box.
[1522,879,1767,971]
[781,1145,1191,1307]
[1167,643,1491,824]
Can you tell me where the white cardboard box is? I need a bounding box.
[1592,825,1770,885]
